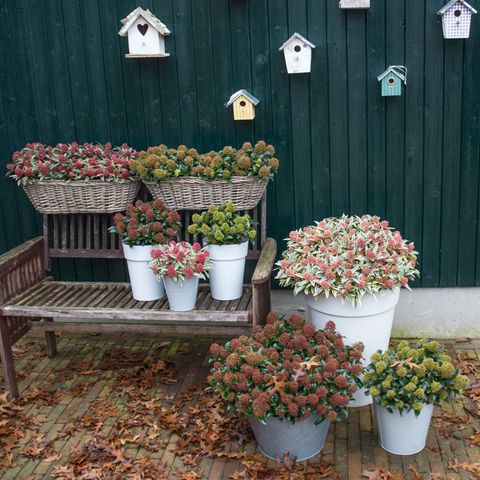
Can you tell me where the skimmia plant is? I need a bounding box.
[208,314,364,424]
[275,215,419,304]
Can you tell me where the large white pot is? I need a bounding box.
[248,415,330,461]
[206,241,249,301]
[306,288,400,407]
[374,402,434,455]
[122,243,165,302]
[163,276,199,311]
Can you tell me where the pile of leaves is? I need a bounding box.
[129,141,279,182]
[6,142,138,184]
[208,313,364,424]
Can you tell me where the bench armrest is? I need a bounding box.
[252,237,277,285]
[0,237,46,304]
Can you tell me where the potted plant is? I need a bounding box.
[208,313,364,461]
[275,215,419,407]
[363,340,469,455]
[148,241,213,311]
[129,141,279,210]
[187,202,257,301]
[110,199,181,301]
[6,142,140,213]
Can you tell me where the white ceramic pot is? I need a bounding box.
[306,288,400,407]
[248,415,330,461]
[122,243,165,302]
[374,402,434,455]
[163,276,199,311]
[206,241,249,301]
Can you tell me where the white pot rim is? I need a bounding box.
[206,240,249,261]
[122,243,157,261]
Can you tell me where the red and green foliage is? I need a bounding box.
[110,199,181,247]
[6,142,138,184]
[276,214,419,304]
[148,240,213,285]
[208,314,364,424]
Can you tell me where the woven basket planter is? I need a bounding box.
[144,177,268,210]
[22,180,141,214]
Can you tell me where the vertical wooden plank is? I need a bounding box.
[308,0,331,221]
[366,0,386,218]
[422,0,445,287]
[346,8,368,215]
[459,23,480,286]
[439,40,464,286]
[288,0,313,228]
[268,0,293,247]
[404,0,425,287]
[384,0,406,230]
[327,0,349,215]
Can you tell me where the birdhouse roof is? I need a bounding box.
[377,66,407,84]
[438,0,477,15]
[225,90,260,107]
[119,7,171,36]
[279,32,316,51]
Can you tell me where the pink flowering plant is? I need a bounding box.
[148,241,213,285]
[275,215,419,304]
[6,142,138,184]
[208,313,364,424]
[109,199,181,247]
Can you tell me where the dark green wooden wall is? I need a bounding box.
[1,0,479,287]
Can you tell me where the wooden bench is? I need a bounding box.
[0,195,277,398]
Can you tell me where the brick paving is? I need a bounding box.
[0,332,478,479]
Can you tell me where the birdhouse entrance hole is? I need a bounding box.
[454,9,462,16]
[388,77,395,85]
[239,100,246,107]
[294,45,301,52]
[137,23,149,36]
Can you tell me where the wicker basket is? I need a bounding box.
[22,180,141,214]
[144,176,268,210]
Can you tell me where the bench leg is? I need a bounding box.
[0,320,19,399]
[251,279,272,327]
[44,319,57,358]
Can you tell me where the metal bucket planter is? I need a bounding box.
[305,288,400,407]
[163,276,199,311]
[122,243,165,302]
[206,241,249,301]
[374,403,434,455]
[248,415,330,461]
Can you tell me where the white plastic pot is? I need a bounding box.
[248,415,330,461]
[163,276,199,311]
[306,288,400,407]
[206,241,249,301]
[374,402,434,455]
[122,243,165,302]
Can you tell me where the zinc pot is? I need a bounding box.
[206,241,249,301]
[305,288,400,407]
[122,243,165,302]
[374,402,434,455]
[248,415,330,461]
[163,276,199,311]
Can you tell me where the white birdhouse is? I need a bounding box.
[279,33,316,74]
[339,0,371,8]
[118,7,171,58]
[225,90,260,121]
[437,0,477,39]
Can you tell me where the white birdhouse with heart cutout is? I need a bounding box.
[279,33,316,74]
[118,7,171,58]
[437,0,477,39]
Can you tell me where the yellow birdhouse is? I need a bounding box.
[225,90,260,121]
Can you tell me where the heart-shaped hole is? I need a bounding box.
[137,23,149,36]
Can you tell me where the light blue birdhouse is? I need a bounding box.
[377,66,407,97]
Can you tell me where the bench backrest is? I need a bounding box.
[42,194,267,272]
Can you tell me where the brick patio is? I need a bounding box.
[0,332,478,479]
